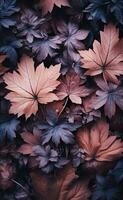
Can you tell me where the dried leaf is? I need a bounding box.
[18,130,41,155]
[93,78,123,118]
[57,71,92,104]
[39,0,70,15]
[30,165,91,200]
[77,120,123,162]
[79,24,123,83]
[3,55,61,119]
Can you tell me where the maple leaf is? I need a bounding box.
[57,22,89,57]
[37,109,80,146]
[3,56,61,119]
[56,71,92,104]
[76,120,123,162]
[31,35,62,62]
[17,9,44,43]
[39,0,70,15]
[30,165,91,200]
[93,78,123,118]
[31,145,69,173]
[79,24,123,83]
[86,0,123,25]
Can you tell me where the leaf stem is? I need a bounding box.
[11,179,30,195]
[58,97,68,118]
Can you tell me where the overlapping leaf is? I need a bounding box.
[77,120,123,161]
[37,109,80,146]
[30,165,91,200]
[31,35,63,62]
[57,22,89,57]
[39,0,70,15]
[92,78,123,118]
[18,129,41,155]
[57,71,92,104]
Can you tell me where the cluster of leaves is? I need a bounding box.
[1,0,123,199]
[92,159,123,200]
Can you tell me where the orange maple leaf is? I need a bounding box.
[40,0,70,15]
[77,121,123,162]
[79,24,123,84]
[3,56,61,119]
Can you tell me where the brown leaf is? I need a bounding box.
[30,165,91,200]
[79,24,123,84]
[18,144,33,155]
[57,71,92,104]
[76,120,123,162]
[39,0,70,15]
[83,93,97,113]
[21,131,41,145]
[18,130,41,155]
[3,55,61,119]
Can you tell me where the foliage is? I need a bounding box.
[0,0,123,199]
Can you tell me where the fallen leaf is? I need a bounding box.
[37,109,80,146]
[79,24,123,84]
[18,130,41,155]
[39,0,70,15]
[77,120,123,162]
[93,78,123,118]
[3,55,61,119]
[57,71,92,104]
[30,165,91,200]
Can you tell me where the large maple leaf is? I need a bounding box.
[3,56,61,119]
[79,24,123,84]
[39,0,70,15]
[30,165,91,200]
[77,120,123,162]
